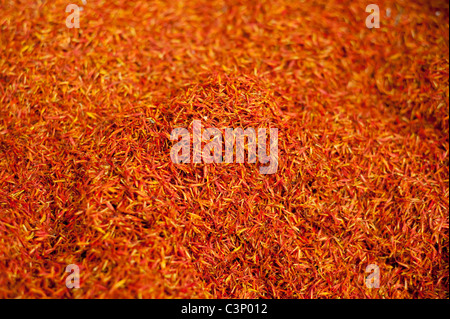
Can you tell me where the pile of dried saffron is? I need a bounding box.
[0,0,448,298]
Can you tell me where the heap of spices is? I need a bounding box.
[0,0,448,298]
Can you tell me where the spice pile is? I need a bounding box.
[0,0,448,298]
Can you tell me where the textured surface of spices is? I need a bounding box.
[0,0,448,298]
